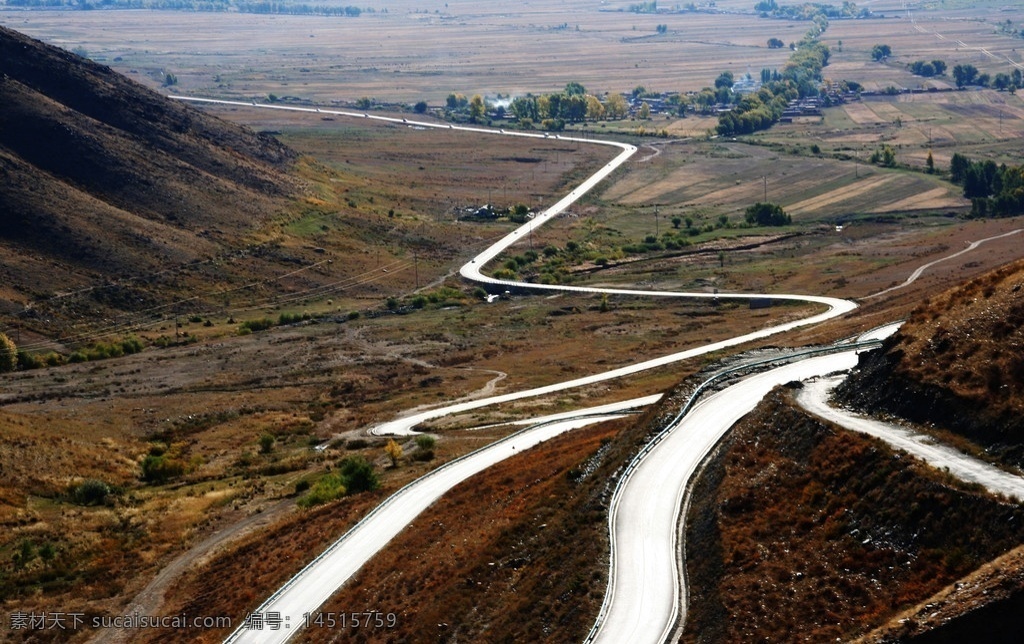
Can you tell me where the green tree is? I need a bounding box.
[767,38,785,49]
[564,81,586,96]
[871,44,892,62]
[413,100,428,113]
[714,71,735,89]
[0,332,16,373]
[744,202,791,226]
[950,153,971,184]
[952,64,978,88]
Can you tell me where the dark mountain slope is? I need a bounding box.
[0,25,303,333]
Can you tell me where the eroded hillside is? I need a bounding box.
[836,259,1024,468]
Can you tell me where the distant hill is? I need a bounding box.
[837,259,1024,468]
[0,25,301,337]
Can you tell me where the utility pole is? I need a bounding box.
[414,251,419,289]
[763,175,767,202]
[654,206,659,236]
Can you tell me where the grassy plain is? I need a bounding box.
[3,0,1024,640]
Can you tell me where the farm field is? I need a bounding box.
[0,1,795,104]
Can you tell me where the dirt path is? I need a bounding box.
[90,497,296,644]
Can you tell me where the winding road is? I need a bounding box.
[171,97,1002,644]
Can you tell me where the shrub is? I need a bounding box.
[346,438,369,450]
[69,479,111,506]
[141,453,186,484]
[239,318,275,334]
[298,472,347,508]
[339,455,380,493]
[415,435,436,450]
[16,351,44,370]
[258,433,276,454]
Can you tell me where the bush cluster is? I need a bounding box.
[298,456,379,508]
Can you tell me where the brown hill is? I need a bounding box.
[683,387,1024,643]
[0,25,300,335]
[836,259,1024,468]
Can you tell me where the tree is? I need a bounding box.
[744,202,791,226]
[870,144,897,168]
[445,93,466,110]
[413,100,428,113]
[384,438,403,467]
[469,94,487,122]
[0,332,16,373]
[638,101,651,119]
[585,94,605,120]
[605,93,628,119]
[767,38,785,49]
[926,150,935,174]
[259,433,276,454]
[564,81,586,96]
[871,44,892,62]
[950,153,971,184]
[952,64,978,88]
[715,71,735,89]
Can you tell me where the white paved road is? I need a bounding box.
[798,376,1024,501]
[221,400,645,644]
[590,348,883,644]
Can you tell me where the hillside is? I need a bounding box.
[836,259,1024,469]
[683,387,1024,643]
[0,25,300,337]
